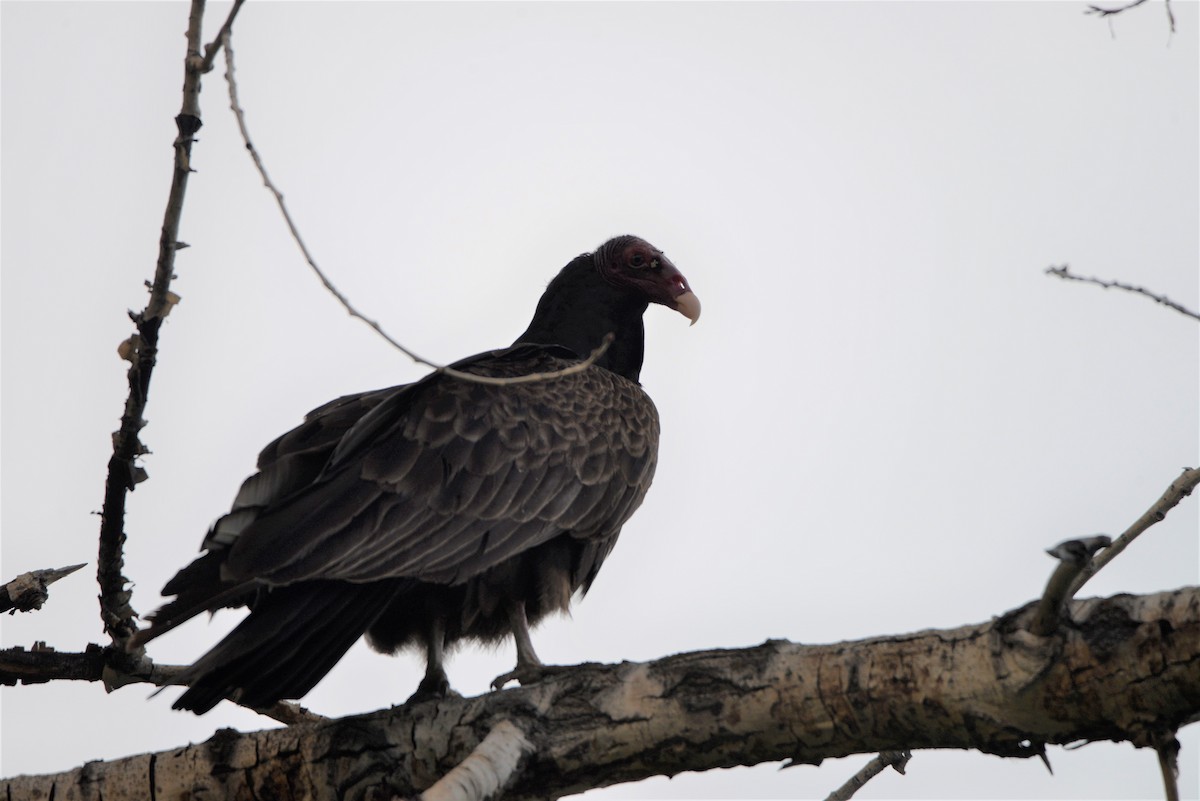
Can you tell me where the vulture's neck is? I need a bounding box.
[515,254,647,384]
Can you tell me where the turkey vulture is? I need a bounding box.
[131,235,700,713]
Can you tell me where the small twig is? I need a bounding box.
[199,0,245,73]
[221,31,614,387]
[823,750,911,801]
[1087,0,1152,18]
[1067,466,1200,599]
[1085,0,1176,33]
[1156,731,1181,801]
[1045,265,1199,321]
[413,721,535,801]
[2,564,87,614]
[1030,537,1112,636]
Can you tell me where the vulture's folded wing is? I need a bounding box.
[216,345,660,587]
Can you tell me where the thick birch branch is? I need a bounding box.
[6,587,1197,801]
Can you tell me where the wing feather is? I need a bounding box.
[186,346,659,591]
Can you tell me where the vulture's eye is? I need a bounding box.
[630,254,646,268]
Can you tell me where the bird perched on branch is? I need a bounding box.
[130,235,700,714]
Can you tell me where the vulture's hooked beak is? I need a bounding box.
[654,253,700,325]
[674,290,701,326]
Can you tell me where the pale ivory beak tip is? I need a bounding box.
[675,291,701,326]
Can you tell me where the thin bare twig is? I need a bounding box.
[1046,265,1199,321]
[1067,466,1200,599]
[2,564,87,614]
[1156,731,1181,801]
[1085,0,1176,33]
[199,0,246,73]
[220,31,614,387]
[1087,0,1152,17]
[824,750,911,801]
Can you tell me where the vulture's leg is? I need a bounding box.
[509,600,542,671]
[490,600,566,690]
[407,617,458,703]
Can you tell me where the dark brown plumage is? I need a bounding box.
[132,235,699,713]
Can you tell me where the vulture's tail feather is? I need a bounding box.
[129,551,258,652]
[171,580,406,714]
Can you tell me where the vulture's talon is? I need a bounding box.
[405,672,460,705]
[490,663,570,691]
[490,671,520,691]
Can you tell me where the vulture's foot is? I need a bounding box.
[490,662,571,691]
[405,671,460,705]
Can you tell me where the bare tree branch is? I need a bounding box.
[1067,466,1200,599]
[1156,730,1181,801]
[1030,536,1111,636]
[824,750,911,801]
[199,0,245,73]
[1085,0,1176,33]
[220,31,616,387]
[0,643,108,685]
[6,587,1198,800]
[0,646,325,725]
[0,644,182,690]
[1087,0,1152,18]
[415,721,535,801]
[1045,265,1199,321]
[2,564,86,614]
[98,0,214,662]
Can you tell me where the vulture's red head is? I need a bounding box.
[595,235,701,325]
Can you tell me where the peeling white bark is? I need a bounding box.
[417,721,535,801]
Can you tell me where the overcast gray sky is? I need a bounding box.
[2,2,1197,798]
